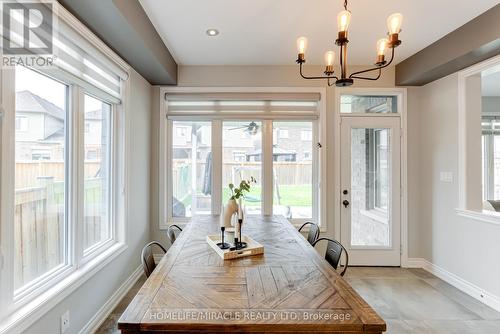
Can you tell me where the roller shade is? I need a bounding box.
[165,92,321,120]
[1,1,128,104]
[482,117,500,135]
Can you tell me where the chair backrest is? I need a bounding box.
[141,241,167,278]
[167,224,183,244]
[312,237,349,276]
[298,222,320,245]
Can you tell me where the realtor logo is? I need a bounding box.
[2,1,53,55]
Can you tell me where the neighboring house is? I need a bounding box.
[15,90,104,161]
[15,90,66,161]
[172,122,313,162]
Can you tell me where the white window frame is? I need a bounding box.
[456,54,500,226]
[0,69,128,326]
[158,87,327,230]
[0,3,130,330]
[14,116,27,132]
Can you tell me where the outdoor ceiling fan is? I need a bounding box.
[228,121,259,135]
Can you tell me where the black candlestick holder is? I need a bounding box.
[235,220,247,249]
[216,226,230,249]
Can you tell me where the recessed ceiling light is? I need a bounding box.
[206,29,219,37]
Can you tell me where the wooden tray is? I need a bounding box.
[206,234,264,260]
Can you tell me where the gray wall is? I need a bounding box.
[483,96,500,114]
[411,73,500,298]
[24,69,152,334]
[149,65,424,260]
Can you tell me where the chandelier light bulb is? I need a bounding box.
[324,51,335,66]
[337,10,351,33]
[296,37,308,55]
[294,0,403,87]
[387,13,403,35]
[377,38,388,56]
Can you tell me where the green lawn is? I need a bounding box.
[222,185,312,207]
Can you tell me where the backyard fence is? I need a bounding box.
[14,169,104,289]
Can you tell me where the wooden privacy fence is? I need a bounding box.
[14,176,104,289]
[172,160,312,201]
[15,161,101,188]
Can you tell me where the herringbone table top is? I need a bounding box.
[118,215,386,333]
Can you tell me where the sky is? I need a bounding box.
[15,66,104,111]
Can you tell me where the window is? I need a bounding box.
[481,117,500,202]
[14,66,69,292]
[31,149,51,160]
[223,121,262,215]
[278,129,289,138]
[0,9,128,325]
[233,151,246,162]
[374,129,389,210]
[83,95,112,251]
[3,66,123,314]
[301,130,312,141]
[15,116,27,131]
[341,95,397,113]
[273,122,313,219]
[360,128,390,214]
[163,92,323,225]
[172,121,212,217]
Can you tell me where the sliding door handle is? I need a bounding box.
[342,200,350,208]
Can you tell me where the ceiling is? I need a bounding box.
[139,0,499,66]
[483,70,500,97]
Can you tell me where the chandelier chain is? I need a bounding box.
[344,0,348,11]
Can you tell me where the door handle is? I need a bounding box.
[342,200,350,208]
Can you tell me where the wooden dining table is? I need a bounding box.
[118,215,386,333]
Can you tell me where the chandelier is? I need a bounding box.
[295,0,403,87]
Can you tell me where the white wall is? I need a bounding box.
[23,69,152,334]
[413,73,500,299]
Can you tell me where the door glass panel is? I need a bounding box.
[350,128,391,247]
[222,121,262,214]
[171,121,212,217]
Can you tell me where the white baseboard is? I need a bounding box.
[406,258,500,312]
[79,266,143,334]
[403,257,426,268]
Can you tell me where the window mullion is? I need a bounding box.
[212,120,222,215]
[262,120,273,216]
[73,86,85,267]
[0,66,16,315]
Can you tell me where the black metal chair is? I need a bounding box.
[312,237,349,276]
[141,241,166,278]
[298,221,320,245]
[167,224,182,244]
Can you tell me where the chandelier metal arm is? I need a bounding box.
[350,68,382,81]
[299,62,339,81]
[348,47,395,79]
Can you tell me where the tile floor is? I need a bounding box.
[95,267,500,334]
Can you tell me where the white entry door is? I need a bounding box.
[340,116,401,266]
